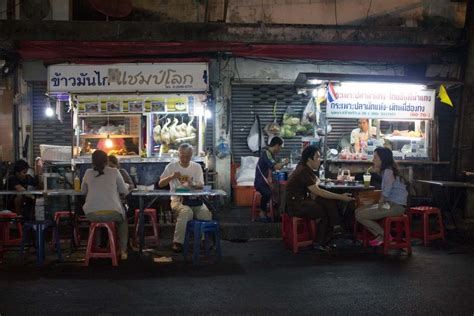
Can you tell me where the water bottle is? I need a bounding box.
[35,197,45,221]
[160,211,166,223]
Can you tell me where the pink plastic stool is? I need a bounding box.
[84,222,119,266]
[133,208,160,247]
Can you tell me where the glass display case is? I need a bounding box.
[377,119,430,160]
[146,113,200,156]
[76,115,142,157]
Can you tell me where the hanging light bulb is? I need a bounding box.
[105,134,113,148]
[45,107,54,117]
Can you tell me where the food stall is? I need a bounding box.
[47,63,210,186]
[308,80,448,185]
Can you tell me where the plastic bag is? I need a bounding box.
[301,97,316,125]
[264,101,281,136]
[247,115,265,152]
[215,135,230,159]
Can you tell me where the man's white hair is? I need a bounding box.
[178,143,193,152]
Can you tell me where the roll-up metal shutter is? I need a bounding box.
[31,82,72,158]
[230,84,358,164]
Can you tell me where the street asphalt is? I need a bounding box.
[0,238,473,315]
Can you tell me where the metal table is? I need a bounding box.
[416,180,474,229]
[131,189,227,254]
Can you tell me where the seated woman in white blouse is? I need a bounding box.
[81,150,129,260]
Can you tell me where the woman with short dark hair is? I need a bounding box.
[81,150,130,259]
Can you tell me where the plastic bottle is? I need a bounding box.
[35,197,45,221]
[165,211,172,223]
[74,175,81,192]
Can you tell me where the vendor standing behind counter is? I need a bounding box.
[351,118,377,153]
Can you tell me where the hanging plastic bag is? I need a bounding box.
[301,97,316,125]
[247,115,265,152]
[264,101,281,136]
[215,134,230,159]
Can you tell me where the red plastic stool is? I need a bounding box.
[382,215,412,255]
[133,208,160,247]
[408,206,445,246]
[53,211,81,246]
[0,213,23,246]
[84,222,119,266]
[251,189,275,222]
[282,214,317,253]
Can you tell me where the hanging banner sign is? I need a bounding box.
[326,85,435,120]
[48,63,208,93]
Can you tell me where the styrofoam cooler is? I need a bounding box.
[40,144,80,161]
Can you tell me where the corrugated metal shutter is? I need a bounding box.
[31,82,72,158]
[230,84,357,164]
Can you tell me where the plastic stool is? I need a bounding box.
[53,211,81,247]
[133,208,159,247]
[183,220,222,264]
[408,206,445,246]
[0,213,23,246]
[20,220,62,265]
[282,214,317,253]
[251,189,275,222]
[382,215,412,255]
[85,222,119,266]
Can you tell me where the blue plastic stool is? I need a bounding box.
[20,220,62,265]
[183,220,222,264]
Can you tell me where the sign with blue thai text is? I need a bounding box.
[48,63,209,93]
[326,85,435,120]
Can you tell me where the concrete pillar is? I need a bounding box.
[459,2,474,174]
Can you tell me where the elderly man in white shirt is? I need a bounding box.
[159,143,212,253]
[350,118,377,153]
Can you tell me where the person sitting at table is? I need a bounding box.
[7,159,42,220]
[108,154,135,218]
[350,118,377,153]
[81,150,129,260]
[159,143,212,253]
[254,136,289,223]
[286,145,354,252]
[355,147,408,247]
[108,155,135,191]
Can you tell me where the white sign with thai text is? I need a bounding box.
[48,63,209,93]
[326,86,435,120]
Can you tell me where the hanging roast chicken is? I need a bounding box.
[160,118,171,144]
[153,117,162,143]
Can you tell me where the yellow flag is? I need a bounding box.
[438,84,453,107]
